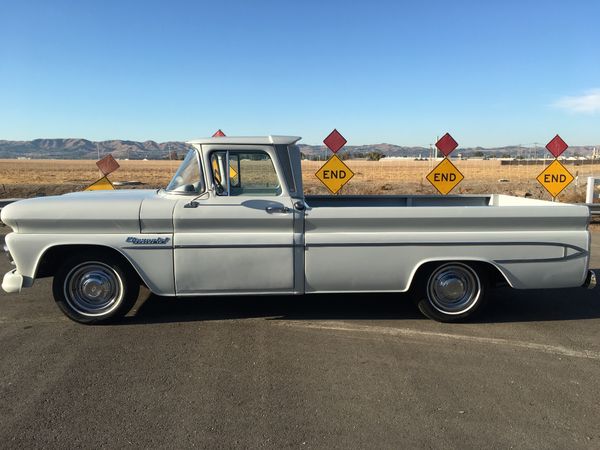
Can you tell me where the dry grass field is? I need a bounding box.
[1,158,599,203]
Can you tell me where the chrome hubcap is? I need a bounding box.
[64,262,123,316]
[427,263,481,315]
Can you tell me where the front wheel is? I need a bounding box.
[412,262,488,322]
[52,254,139,324]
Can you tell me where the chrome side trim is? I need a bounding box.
[494,254,586,264]
[174,244,295,249]
[306,241,587,265]
[169,241,586,263]
[175,289,298,295]
[304,241,586,253]
[122,246,174,250]
[170,241,586,250]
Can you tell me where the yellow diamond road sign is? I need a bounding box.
[211,158,238,182]
[315,154,354,194]
[536,159,574,198]
[84,176,115,191]
[426,158,464,195]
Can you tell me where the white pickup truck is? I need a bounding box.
[1,136,595,324]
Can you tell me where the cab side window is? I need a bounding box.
[210,151,281,196]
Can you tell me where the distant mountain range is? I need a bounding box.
[0,139,191,160]
[0,138,597,160]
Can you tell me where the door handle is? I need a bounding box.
[265,206,291,214]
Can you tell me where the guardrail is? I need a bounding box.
[586,177,600,204]
[585,177,600,217]
[587,204,600,216]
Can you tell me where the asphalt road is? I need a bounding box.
[1,230,600,448]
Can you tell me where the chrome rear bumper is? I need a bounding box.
[582,270,597,290]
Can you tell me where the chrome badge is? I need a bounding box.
[126,237,170,245]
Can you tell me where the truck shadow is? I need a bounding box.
[125,292,424,324]
[121,277,600,325]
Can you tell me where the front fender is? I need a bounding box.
[5,233,175,296]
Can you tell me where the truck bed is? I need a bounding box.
[304,194,574,208]
[302,194,590,293]
[305,194,492,207]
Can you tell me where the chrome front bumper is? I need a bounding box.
[2,269,23,294]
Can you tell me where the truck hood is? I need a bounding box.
[1,189,159,233]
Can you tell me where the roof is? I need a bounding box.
[186,135,302,146]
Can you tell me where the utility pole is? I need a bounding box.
[96,143,102,177]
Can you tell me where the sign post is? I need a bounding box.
[426,133,464,195]
[537,135,573,201]
[315,129,354,194]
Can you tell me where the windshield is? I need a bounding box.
[165,149,203,193]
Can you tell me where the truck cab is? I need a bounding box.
[171,136,305,295]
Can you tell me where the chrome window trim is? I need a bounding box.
[207,149,282,197]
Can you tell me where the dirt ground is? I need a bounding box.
[1,158,598,203]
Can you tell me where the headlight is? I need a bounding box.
[2,244,15,266]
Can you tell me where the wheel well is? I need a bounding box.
[36,245,140,282]
[410,260,509,290]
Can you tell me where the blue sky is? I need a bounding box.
[1,0,599,146]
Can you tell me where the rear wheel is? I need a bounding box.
[52,254,139,324]
[413,262,488,322]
